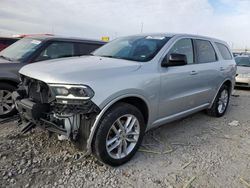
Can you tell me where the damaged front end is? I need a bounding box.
[13,75,100,151]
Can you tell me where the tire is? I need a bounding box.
[0,83,17,118]
[93,102,145,166]
[206,84,230,117]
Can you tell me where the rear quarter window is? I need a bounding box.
[195,39,217,63]
[215,42,232,60]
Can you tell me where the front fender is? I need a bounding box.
[86,92,151,154]
[0,72,20,84]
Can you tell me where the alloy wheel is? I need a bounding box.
[106,114,140,159]
[217,89,229,114]
[0,90,14,115]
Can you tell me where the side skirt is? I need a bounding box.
[150,103,210,130]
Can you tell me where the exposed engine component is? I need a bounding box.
[13,76,100,151]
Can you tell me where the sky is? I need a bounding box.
[0,0,250,49]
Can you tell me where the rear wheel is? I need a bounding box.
[93,103,145,166]
[206,84,230,117]
[0,83,17,118]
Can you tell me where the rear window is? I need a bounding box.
[215,42,232,60]
[77,43,103,55]
[195,39,217,63]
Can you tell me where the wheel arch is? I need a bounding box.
[0,78,19,87]
[223,80,233,94]
[209,79,232,109]
[87,94,150,153]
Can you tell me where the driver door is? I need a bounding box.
[159,38,200,119]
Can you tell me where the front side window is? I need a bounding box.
[215,42,232,60]
[92,36,171,62]
[196,39,217,63]
[0,38,42,61]
[35,42,74,61]
[168,38,194,64]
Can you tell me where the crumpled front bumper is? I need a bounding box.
[13,88,101,151]
[16,98,50,121]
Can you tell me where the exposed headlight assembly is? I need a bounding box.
[49,84,94,101]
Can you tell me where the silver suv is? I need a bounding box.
[14,33,236,166]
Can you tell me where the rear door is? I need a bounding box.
[191,39,222,106]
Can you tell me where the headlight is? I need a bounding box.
[238,73,250,78]
[53,87,69,96]
[49,84,94,100]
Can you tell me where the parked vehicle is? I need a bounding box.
[235,55,250,88]
[0,36,105,118]
[233,52,250,57]
[14,33,236,166]
[0,37,19,51]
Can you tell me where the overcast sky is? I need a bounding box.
[0,0,249,48]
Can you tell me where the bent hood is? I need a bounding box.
[19,56,141,84]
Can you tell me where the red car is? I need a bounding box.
[0,37,19,51]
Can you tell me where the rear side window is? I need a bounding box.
[195,39,217,63]
[215,42,232,60]
[77,43,103,55]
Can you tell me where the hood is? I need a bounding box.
[0,57,11,64]
[0,56,20,64]
[237,65,250,74]
[19,56,141,84]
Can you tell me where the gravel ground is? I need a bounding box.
[0,89,250,188]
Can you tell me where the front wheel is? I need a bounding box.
[93,103,145,166]
[0,83,17,118]
[207,84,230,117]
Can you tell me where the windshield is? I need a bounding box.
[0,38,43,61]
[235,56,250,67]
[92,36,171,62]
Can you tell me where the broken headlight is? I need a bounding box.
[49,84,94,103]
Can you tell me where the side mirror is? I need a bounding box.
[161,53,188,67]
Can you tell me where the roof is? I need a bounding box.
[23,35,106,44]
[128,33,227,44]
[0,36,20,40]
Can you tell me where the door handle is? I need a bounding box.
[190,70,198,75]
[220,67,226,71]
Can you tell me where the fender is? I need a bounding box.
[86,93,150,153]
[209,78,233,109]
[0,72,20,84]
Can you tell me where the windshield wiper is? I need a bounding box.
[99,55,116,58]
[0,55,12,61]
